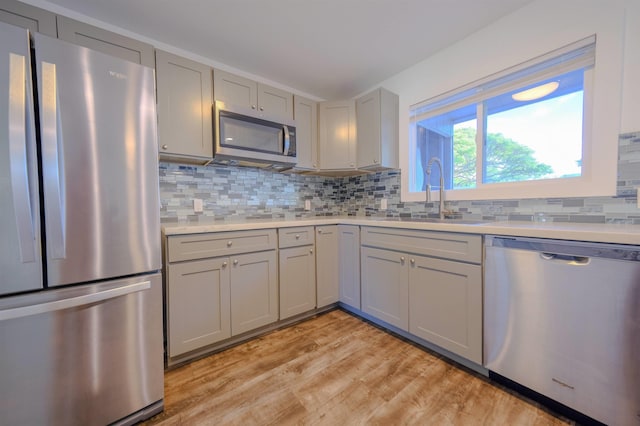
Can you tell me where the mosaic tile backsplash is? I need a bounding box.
[160,132,640,225]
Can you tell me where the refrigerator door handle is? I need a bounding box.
[8,53,36,264]
[40,61,66,259]
[0,280,150,321]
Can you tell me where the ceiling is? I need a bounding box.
[41,0,535,100]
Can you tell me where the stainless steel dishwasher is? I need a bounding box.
[484,235,640,425]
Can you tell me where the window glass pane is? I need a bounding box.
[483,70,584,184]
[411,104,476,192]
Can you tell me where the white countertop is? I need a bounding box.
[162,216,640,245]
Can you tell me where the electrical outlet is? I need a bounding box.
[304,200,311,211]
[193,198,203,213]
[380,198,387,211]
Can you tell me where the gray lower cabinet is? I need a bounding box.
[316,226,339,307]
[279,245,316,319]
[278,226,316,319]
[338,225,360,309]
[230,250,279,334]
[164,229,278,364]
[408,255,482,364]
[360,226,483,364]
[167,257,231,358]
[361,246,409,330]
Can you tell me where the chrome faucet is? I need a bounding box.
[426,157,445,220]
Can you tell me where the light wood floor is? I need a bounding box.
[143,309,571,425]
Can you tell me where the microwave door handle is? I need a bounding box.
[283,125,290,155]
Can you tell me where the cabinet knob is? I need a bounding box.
[227,241,233,247]
[313,163,317,168]
[259,106,264,111]
[233,259,238,265]
[400,256,405,263]
[310,249,313,254]
[295,234,300,239]
[251,105,256,110]
[222,261,228,267]
[410,258,415,265]
[162,144,168,150]
[374,159,378,164]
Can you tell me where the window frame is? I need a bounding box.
[404,36,611,203]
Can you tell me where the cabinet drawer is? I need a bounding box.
[168,229,277,262]
[361,226,482,264]
[278,226,315,248]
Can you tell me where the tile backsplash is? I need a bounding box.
[160,131,640,224]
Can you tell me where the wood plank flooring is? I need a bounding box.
[142,309,571,425]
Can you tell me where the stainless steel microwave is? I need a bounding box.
[213,100,297,168]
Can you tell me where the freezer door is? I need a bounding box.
[0,273,164,425]
[0,22,42,296]
[33,32,161,286]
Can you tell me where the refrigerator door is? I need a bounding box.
[0,273,164,425]
[0,22,42,296]
[33,32,161,287]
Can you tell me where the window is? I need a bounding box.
[408,37,595,200]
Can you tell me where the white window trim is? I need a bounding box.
[402,36,621,203]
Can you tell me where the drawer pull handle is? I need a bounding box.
[227,241,233,247]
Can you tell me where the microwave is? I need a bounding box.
[213,100,297,168]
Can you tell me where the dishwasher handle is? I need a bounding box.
[540,252,590,264]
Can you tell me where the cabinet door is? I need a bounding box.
[339,225,361,309]
[230,250,278,335]
[213,68,257,110]
[356,89,381,168]
[167,258,231,357]
[56,16,154,67]
[361,247,408,330]
[409,255,482,363]
[258,83,293,121]
[318,100,356,170]
[293,95,318,170]
[316,226,339,307]
[356,88,398,170]
[156,50,213,160]
[279,245,316,319]
[0,0,56,36]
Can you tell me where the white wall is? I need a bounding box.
[376,0,636,202]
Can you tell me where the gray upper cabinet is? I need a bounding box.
[213,69,293,121]
[293,95,318,171]
[156,49,213,163]
[0,0,56,36]
[356,88,399,170]
[318,100,357,171]
[56,16,154,67]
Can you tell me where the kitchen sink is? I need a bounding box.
[380,217,489,225]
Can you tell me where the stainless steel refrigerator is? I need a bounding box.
[0,21,163,425]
